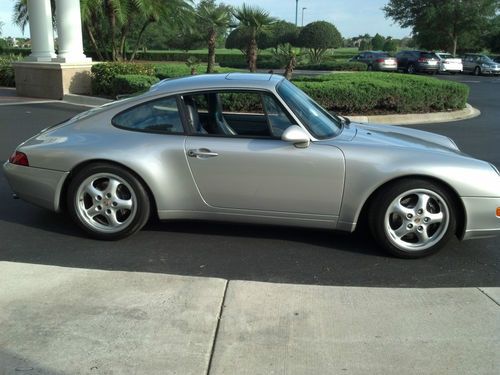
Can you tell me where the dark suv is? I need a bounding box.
[395,50,439,74]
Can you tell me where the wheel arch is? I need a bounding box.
[59,159,158,218]
[355,174,466,239]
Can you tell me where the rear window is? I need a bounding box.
[420,52,437,58]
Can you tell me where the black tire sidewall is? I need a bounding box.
[67,163,150,240]
[369,179,457,258]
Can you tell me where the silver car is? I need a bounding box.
[462,54,500,75]
[4,73,500,258]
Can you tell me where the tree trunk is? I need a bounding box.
[105,1,117,61]
[248,30,258,72]
[284,55,296,80]
[207,29,217,73]
[85,24,104,61]
[129,20,153,62]
[119,24,130,61]
[452,35,458,56]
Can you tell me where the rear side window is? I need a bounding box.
[112,96,184,134]
[421,52,437,59]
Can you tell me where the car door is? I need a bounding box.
[182,91,345,217]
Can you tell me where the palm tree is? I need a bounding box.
[232,4,275,72]
[196,0,232,73]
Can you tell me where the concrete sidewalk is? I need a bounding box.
[1,262,498,375]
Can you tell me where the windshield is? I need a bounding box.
[439,53,453,59]
[480,56,495,63]
[276,80,342,139]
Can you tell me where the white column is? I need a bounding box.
[53,0,91,63]
[26,0,56,61]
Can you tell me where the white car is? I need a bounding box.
[435,52,463,74]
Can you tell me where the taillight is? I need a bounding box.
[418,58,428,63]
[376,58,385,63]
[9,151,29,166]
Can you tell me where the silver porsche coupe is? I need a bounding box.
[4,73,500,258]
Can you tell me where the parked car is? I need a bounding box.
[4,74,500,258]
[395,50,440,74]
[462,54,500,75]
[349,51,397,71]
[434,52,463,74]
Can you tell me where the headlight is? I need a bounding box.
[481,63,491,67]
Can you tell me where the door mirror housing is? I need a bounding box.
[281,125,310,148]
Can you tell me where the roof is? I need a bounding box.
[148,73,285,96]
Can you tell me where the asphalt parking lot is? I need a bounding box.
[0,74,499,289]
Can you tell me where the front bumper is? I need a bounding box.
[461,197,500,240]
[3,162,69,212]
[482,67,500,75]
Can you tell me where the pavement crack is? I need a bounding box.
[206,279,229,375]
[477,287,500,308]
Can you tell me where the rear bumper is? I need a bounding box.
[461,197,500,240]
[3,162,68,212]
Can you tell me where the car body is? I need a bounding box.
[349,51,398,71]
[395,50,440,74]
[4,73,500,258]
[462,54,500,75]
[434,52,463,74]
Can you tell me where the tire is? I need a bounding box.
[367,64,373,71]
[67,163,151,240]
[368,179,456,258]
[407,64,416,74]
[473,66,481,76]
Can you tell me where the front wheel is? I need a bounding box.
[473,66,481,76]
[67,163,151,240]
[369,179,456,258]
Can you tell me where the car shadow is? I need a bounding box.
[0,183,498,288]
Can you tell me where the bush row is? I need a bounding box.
[293,72,469,115]
[91,62,241,97]
[0,54,23,87]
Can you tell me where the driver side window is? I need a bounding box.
[183,91,296,138]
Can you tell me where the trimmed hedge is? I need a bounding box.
[111,74,160,97]
[297,61,367,71]
[154,64,240,79]
[0,54,23,87]
[91,62,155,96]
[293,72,469,115]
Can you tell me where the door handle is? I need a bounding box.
[187,148,219,158]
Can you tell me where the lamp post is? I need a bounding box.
[295,0,299,26]
[302,7,307,26]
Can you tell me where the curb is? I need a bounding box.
[347,103,480,125]
[61,93,481,126]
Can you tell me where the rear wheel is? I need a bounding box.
[369,179,456,258]
[67,163,150,240]
[473,66,481,76]
[407,64,416,74]
[367,64,373,71]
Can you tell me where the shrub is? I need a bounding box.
[293,72,469,115]
[154,63,241,79]
[0,54,23,87]
[297,21,343,64]
[91,62,155,96]
[111,74,160,97]
[297,61,367,71]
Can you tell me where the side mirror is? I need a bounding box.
[281,125,310,148]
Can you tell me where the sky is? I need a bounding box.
[0,0,411,39]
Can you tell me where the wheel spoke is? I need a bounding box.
[427,212,444,225]
[114,198,132,211]
[86,205,100,218]
[105,178,121,198]
[416,229,430,243]
[106,210,121,227]
[392,201,414,218]
[85,183,102,199]
[415,193,430,214]
[394,225,411,239]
